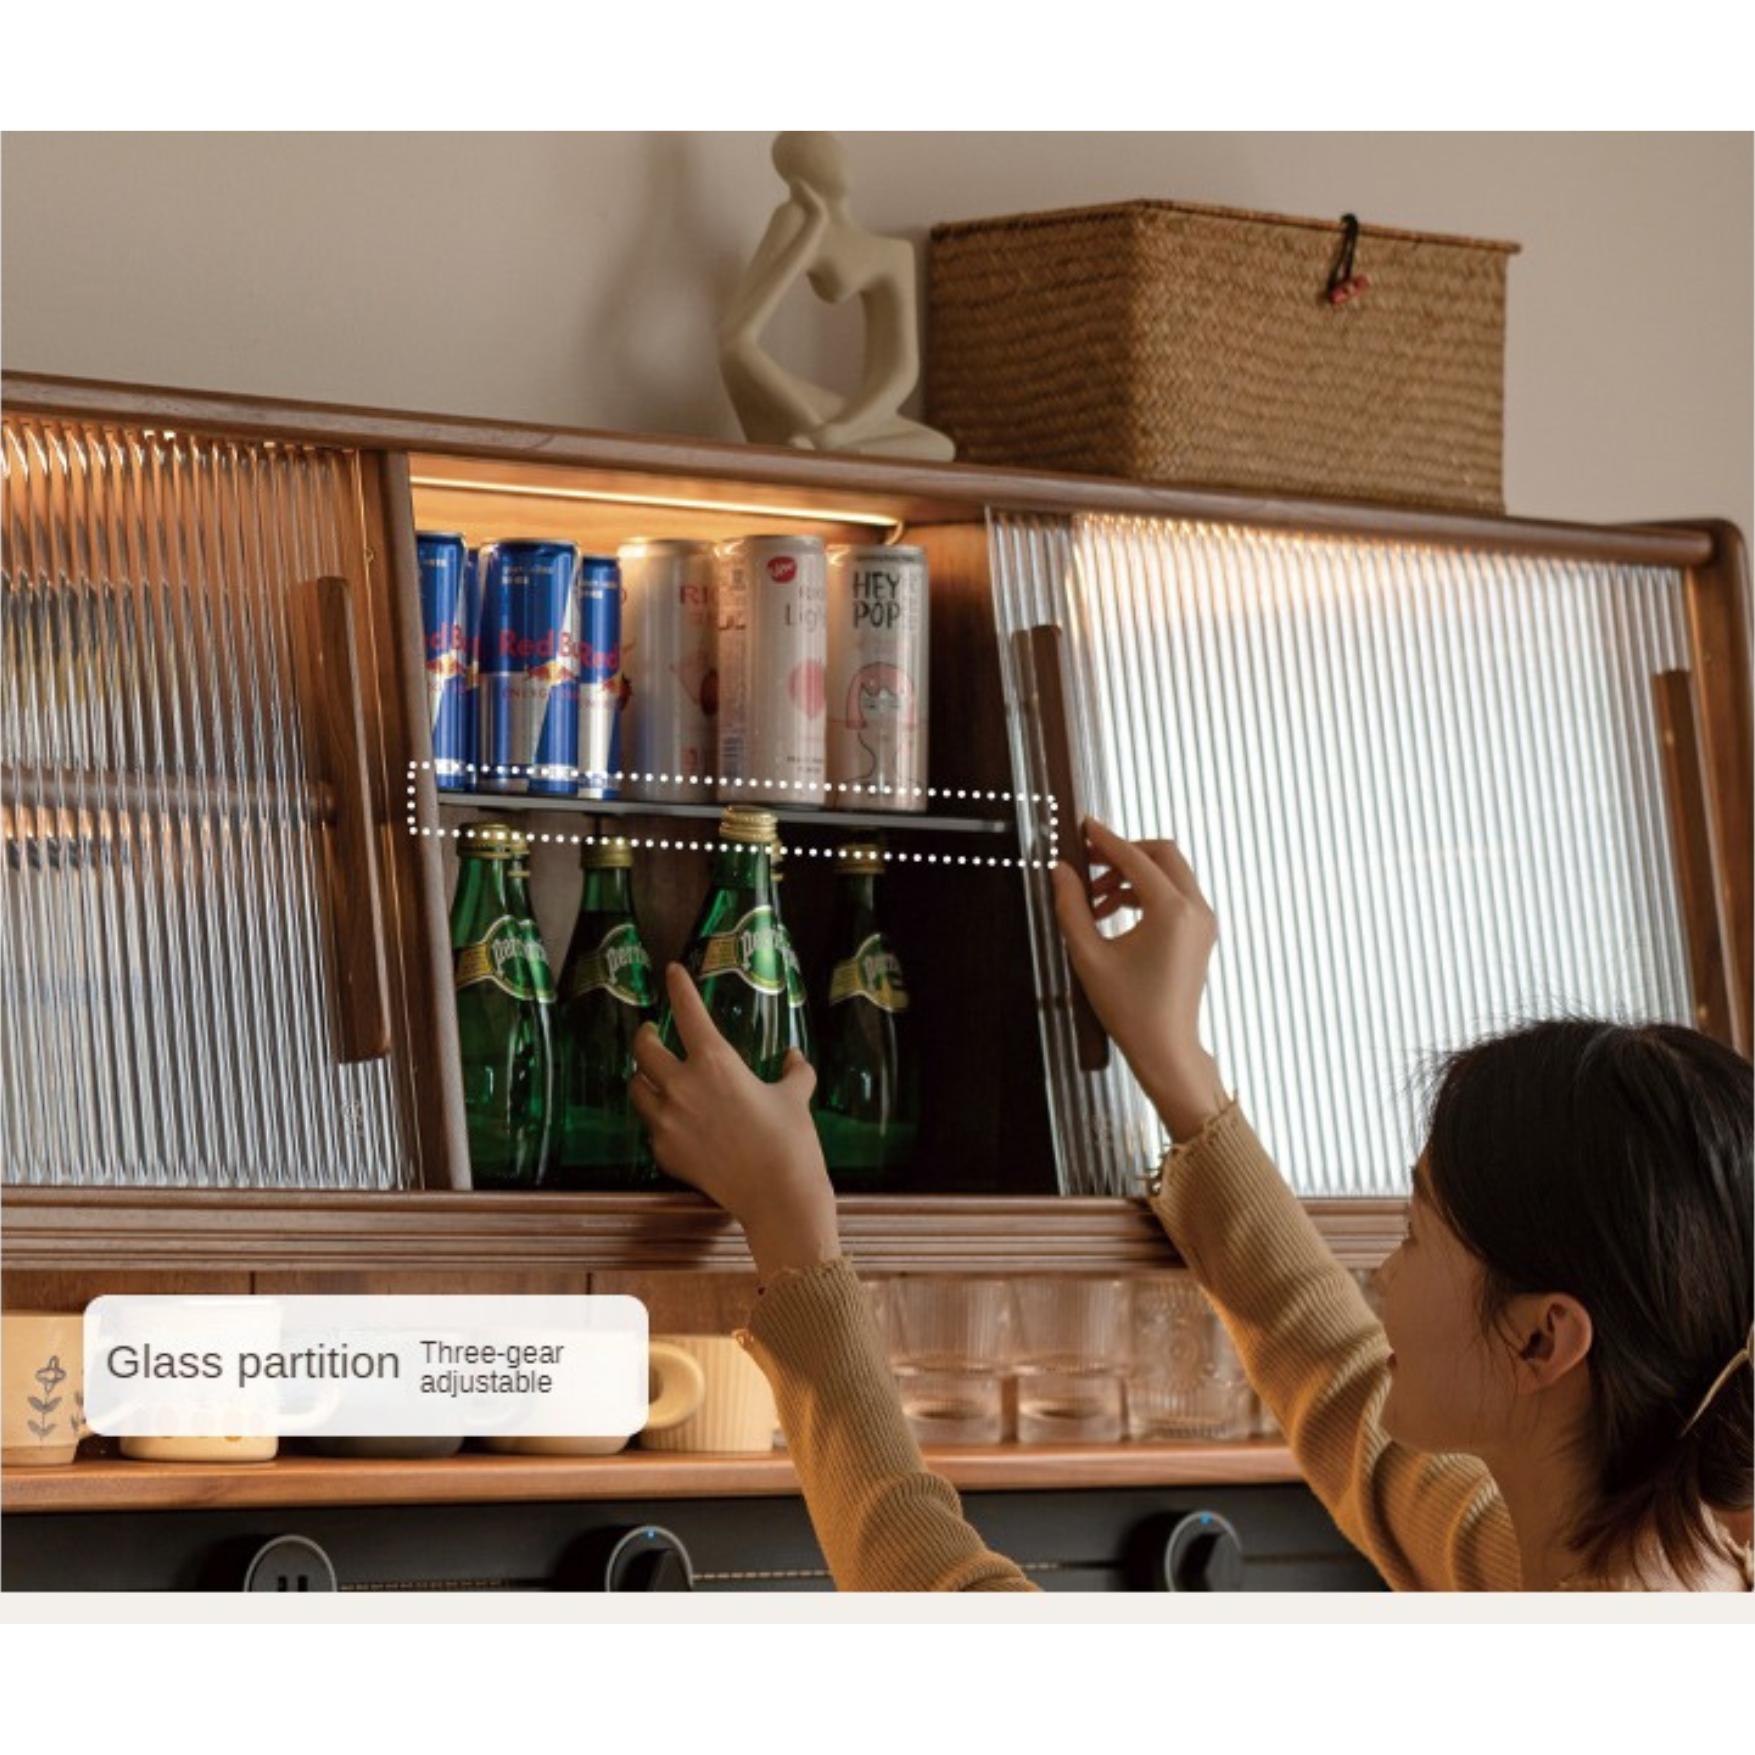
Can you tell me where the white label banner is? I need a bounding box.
[83,1295,648,1439]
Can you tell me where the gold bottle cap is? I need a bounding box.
[835,842,885,876]
[459,821,528,858]
[719,806,780,846]
[581,837,635,870]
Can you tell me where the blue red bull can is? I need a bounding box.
[417,531,473,791]
[479,539,580,795]
[574,554,623,801]
[462,546,482,784]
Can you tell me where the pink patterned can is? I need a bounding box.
[714,535,828,810]
[826,544,930,813]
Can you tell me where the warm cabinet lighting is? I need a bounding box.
[408,472,905,538]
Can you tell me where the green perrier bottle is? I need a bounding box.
[659,807,808,1083]
[452,822,556,1187]
[770,834,815,1071]
[554,837,659,1189]
[815,842,919,1188]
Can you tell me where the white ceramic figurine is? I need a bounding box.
[719,132,954,461]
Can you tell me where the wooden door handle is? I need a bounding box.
[292,574,392,1061]
[1653,668,1735,1045]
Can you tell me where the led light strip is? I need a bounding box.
[408,474,906,541]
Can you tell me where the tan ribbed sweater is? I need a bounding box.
[740,1102,1747,1592]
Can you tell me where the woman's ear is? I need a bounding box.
[1505,1293,1594,1396]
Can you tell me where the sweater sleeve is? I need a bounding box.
[1149,1102,1522,1592]
[739,1256,1036,1593]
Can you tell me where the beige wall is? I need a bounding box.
[3,131,1750,538]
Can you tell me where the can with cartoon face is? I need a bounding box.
[826,544,929,814]
[714,535,827,810]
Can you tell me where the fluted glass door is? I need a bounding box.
[991,511,1695,1198]
[2,418,412,1188]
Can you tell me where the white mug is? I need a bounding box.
[636,1335,778,1455]
[483,1338,706,1457]
[121,1433,278,1463]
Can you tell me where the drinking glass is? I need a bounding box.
[889,1277,1014,1445]
[1126,1272,1253,1441]
[1010,1277,1129,1443]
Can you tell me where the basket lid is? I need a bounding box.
[930,198,1520,256]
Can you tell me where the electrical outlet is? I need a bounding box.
[241,1535,338,1593]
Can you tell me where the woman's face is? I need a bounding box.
[1376,1160,1521,1456]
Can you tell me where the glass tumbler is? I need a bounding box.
[888,1277,1015,1446]
[1010,1276,1130,1443]
[1126,1272,1253,1440]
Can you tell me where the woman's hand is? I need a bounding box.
[1049,818,1229,1141]
[629,963,840,1281]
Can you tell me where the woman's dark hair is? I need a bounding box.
[1422,1019,1752,1586]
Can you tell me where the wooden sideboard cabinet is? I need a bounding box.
[3,372,1746,1538]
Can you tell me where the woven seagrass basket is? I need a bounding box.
[926,200,1519,512]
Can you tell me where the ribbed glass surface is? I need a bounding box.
[2,419,411,1187]
[992,511,1695,1198]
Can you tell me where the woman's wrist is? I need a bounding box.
[741,1164,842,1283]
[1145,1052,1229,1143]
[745,1212,841,1283]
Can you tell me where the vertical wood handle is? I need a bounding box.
[1668,519,1753,1053]
[1653,669,1735,1045]
[1022,623,1110,1072]
[293,574,392,1061]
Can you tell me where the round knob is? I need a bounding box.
[1161,1511,1244,1592]
[603,1525,695,1592]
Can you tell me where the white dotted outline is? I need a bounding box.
[406,761,1060,870]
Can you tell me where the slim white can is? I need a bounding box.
[618,538,717,802]
[715,535,828,809]
[826,544,930,813]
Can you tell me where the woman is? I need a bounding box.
[631,819,1754,1592]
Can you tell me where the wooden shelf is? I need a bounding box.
[0,1189,1405,1276]
[1,1440,1303,1514]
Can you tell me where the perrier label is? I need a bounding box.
[567,921,658,1007]
[457,915,559,1002]
[829,933,910,1013]
[696,906,787,994]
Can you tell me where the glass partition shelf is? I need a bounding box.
[431,792,1014,837]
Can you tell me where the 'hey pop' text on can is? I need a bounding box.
[826,544,929,813]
